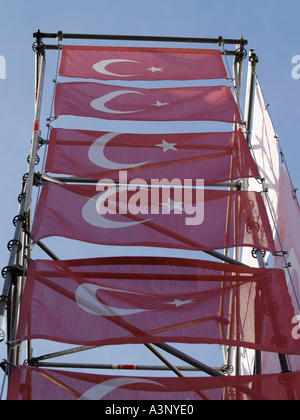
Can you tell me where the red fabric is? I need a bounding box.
[31,184,275,252]
[7,366,300,400]
[16,257,298,355]
[45,129,259,184]
[59,46,227,81]
[54,82,241,123]
[272,164,300,372]
[274,164,300,313]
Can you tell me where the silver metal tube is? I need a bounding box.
[244,50,258,145]
[35,361,222,372]
[0,51,46,339]
[40,174,240,189]
[33,31,247,45]
[0,199,25,338]
[154,342,224,377]
[24,53,46,216]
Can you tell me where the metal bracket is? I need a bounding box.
[33,172,50,186]
[249,52,259,66]
[7,239,22,253]
[251,248,266,259]
[0,295,10,305]
[56,30,63,42]
[235,46,247,60]
[235,180,242,190]
[217,36,224,46]
[13,214,27,230]
[32,29,45,54]
[1,265,26,282]
[221,364,234,375]
[38,137,49,147]
[272,250,288,257]
[18,192,26,204]
[24,357,38,367]
[27,154,40,166]
[281,262,292,270]
[33,172,46,187]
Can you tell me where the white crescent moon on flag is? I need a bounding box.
[92,59,142,77]
[79,378,165,400]
[90,90,145,114]
[75,283,153,317]
[82,189,152,229]
[88,132,151,170]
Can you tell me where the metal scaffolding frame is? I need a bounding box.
[1,31,292,399]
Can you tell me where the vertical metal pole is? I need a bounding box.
[231,48,245,376]
[23,48,45,366]
[9,237,22,368]
[0,45,46,342]
[244,50,258,145]
[233,49,244,124]
[0,200,25,339]
[24,53,45,217]
[241,49,260,377]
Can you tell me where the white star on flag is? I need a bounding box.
[166,299,195,307]
[160,198,183,213]
[146,66,163,72]
[155,139,178,152]
[151,100,170,107]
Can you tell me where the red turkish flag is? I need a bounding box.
[54,82,241,122]
[45,129,259,183]
[59,46,228,81]
[16,257,298,355]
[274,164,300,314]
[9,366,300,400]
[271,164,300,372]
[31,184,275,252]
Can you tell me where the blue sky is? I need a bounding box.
[1,0,300,398]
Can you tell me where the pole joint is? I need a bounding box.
[32,29,45,55]
[234,36,248,61]
[251,248,266,259]
[1,264,26,284]
[249,50,259,70]
[221,364,234,375]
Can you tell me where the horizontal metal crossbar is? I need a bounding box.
[33,31,247,46]
[32,361,223,372]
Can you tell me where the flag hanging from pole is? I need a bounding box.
[16,257,298,354]
[270,163,300,373]
[45,129,259,183]
[31,184,275,252]
[274,164,300,317]
[54,82,241,122]
[251,81,280,233]
[59,46,228,81]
